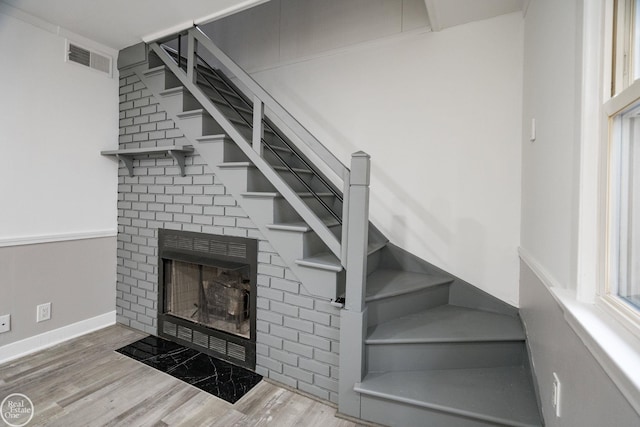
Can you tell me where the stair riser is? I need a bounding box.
[178,114,225,140]
[273,170,330,193]
[208,101,251,125]
[144,68,180,93]
[218,167,275,194]
[366,341,525,372]
[240,197,301,228]
[161,91,202,116]
[359,395,501,427]
[303,195,342,220]
[262,229,325,263]
[268,227,341,260]
[367,247,383,275]
[193,139,246,170]
[197,79,247,106]
[263,148,305,171]
[367,285,449,327]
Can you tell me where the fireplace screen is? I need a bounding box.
[158,229,257,369]
[164,260,251,338]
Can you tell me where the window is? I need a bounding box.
[604,0,640,330]
[609,102,640,311]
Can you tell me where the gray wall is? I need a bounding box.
[520,262,639,426]
[116,72,341,403]
[0,237,116,347]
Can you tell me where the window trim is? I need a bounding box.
[598,0,640,339]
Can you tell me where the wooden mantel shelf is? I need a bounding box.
[101,145,194,177]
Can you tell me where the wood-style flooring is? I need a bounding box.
[0,325,365,426]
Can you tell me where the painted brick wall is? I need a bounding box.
[116,70,341,403]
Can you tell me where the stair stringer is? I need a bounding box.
[131,62,343,300]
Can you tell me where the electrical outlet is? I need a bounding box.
[0,314,10,333]
[552,372,561,417]
[37,303,51,322]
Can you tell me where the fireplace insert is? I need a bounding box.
[158,229,257,369]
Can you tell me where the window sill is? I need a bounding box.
[550,287,640,415]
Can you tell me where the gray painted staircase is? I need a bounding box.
[126,33,542,427]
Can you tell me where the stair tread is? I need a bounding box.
[355,367,541,427]
[195,134,227,143]
[366,304,524,344]
[142,65,166,76]
[295,253,343,272]
[296,239,386,273]
[365,269,452,302]
[241,191,335,198]
[176,109,208,118]
[267,219,341,232]
[217,161,313,176]
[159,86,187,96]
[218,161,253,168]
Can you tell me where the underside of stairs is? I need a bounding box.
[119,28,542,427]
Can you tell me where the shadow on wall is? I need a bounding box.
[259,69,461,269]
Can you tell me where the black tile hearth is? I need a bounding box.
[116,336,262,404]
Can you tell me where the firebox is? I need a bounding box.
[158,229,257,369]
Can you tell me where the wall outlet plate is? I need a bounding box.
[37,303,52,322]
[0,314,10,333]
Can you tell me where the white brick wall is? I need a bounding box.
[116,71,341,403]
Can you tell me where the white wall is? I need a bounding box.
[0,11,119,242]
[520,0,581,289]
[0,10,118,354]
[203,1,524,305]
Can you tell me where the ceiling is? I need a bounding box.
[0,0,268,49]
[0,0,524,51]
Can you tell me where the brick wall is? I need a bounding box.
[116,71,341,403]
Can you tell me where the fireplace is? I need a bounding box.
[158,229,257,369]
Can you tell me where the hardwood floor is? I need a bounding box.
[0,325,364,426]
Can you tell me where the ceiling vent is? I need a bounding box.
[66,40,112,77]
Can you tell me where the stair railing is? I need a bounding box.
[185,27,358,265]
[191,51,344,224]
[149,28,370,302]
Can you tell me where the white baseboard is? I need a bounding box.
[0,311,116,364]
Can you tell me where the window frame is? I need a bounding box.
[598,0,640,339]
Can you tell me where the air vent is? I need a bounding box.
[66,40,112,77]
[161,230,248,260]
[163,321,177,336]
[209,336,227,354]
[177,325,192,342]
[227,342,246,361]
[193,330,209,348]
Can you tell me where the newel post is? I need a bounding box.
[186,31,197,84]
[338,151,370,418]
[345,151,370,311]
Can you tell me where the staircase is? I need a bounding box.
[126,27,542,427]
